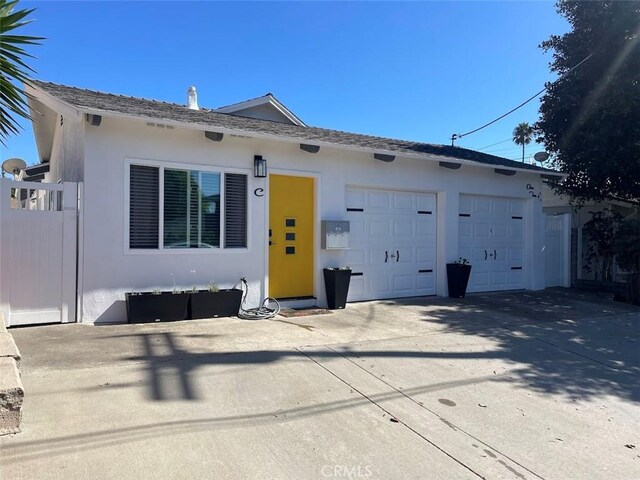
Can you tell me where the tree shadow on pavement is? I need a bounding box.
[388,288,640,402]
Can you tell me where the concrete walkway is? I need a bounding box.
[1,289,639,479]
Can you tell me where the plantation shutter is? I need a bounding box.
[129,165,159,249]
[224,173,248,248]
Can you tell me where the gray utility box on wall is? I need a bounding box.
[321,220,350,249]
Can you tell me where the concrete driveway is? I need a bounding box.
[1,289,639,480]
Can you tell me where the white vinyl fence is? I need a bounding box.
[544,213,571,288]
[0,179,78,326]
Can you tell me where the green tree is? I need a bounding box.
[536,1,640,202]
[512,122,534,163]
[613,220,640,305]
[0,0,43,143]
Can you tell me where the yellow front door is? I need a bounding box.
[269,174,314,298]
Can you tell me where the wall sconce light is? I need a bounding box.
[254,155,267,178]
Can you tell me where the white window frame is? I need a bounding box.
[124,157,250,255]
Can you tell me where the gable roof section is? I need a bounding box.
[29,81,560,175]
[215,93,307,126]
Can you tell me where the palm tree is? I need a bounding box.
[0,0,43,144]
[513,122,534,163]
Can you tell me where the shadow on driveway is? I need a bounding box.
[112,289,639,403]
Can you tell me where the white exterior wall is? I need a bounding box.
[80,116,546,323]
[45,114,85,183]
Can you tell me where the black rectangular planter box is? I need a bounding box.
[446,264,472,298]
[125,292,189,323]
[190,289,243,319]
[323,268,352,309]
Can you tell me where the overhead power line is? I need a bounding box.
[477,138,511,150]
[450,53,593,146]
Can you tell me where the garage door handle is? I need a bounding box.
[494,249,497,260]
[385,251,388,263]
[396,250,400,262]
[484,250,487,260]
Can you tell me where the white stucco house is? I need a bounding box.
[0,81,564,325]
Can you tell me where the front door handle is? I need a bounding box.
[396,250,400,262]
[385,251,388,263]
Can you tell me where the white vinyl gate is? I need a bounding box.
[544,214,571,288]
[0,179,78,327]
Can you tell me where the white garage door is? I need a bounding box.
[345,188,437,301]
[458,195,525,293]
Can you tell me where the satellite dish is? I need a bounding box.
[1,158,27,178]
[533,151,550,163]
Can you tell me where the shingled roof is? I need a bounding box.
[31,81,558,174]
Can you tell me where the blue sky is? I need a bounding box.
[2,1,568,166]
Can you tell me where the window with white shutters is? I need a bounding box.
[128,163,247,251]
[224,173,247,248]
[129,165,159,249]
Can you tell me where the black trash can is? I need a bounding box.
[323,268,352,309]
[446,264,472,298]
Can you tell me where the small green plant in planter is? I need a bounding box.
[125,288,189,323]
[446,257,472,298]
[189,281,242,319]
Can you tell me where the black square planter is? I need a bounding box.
[446,264,472,298]
[190,289,243,319]
[323,268,352,309]
[125,292,189,323]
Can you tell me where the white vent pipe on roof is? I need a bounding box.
[187,86,199,110]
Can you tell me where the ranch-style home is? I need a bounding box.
[0,81,566,326]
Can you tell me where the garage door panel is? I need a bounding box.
[349,218,366,238]
[347,275,366,301]
[475,197,491,214]
[459,222,473,241]
[460,195,525,293]
[393,192,414,211]
[345,189,365,210]
[491,271,509,288]
[369,219,392,238]
[492,223,507,240]
[417,273,435,291]
[395,247,414,264]
[417,247,436,264]
[370,276,392,296]
[393,218,413,236]
[509,222,524,241]
[346,187,437,301]
[509,270,524,286]
[368,247,389,266]
[493,198,508,214]
[474,223,492,239]
[417,194,435,212]
[369,191,391,210]
[393,275,414,293]
[510,201,525,216]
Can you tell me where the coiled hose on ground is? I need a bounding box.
[238,277,280,320]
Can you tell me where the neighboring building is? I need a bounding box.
[2,81,563,325]
[542,186,639,283]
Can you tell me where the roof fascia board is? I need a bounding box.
[77,105,557,177]
[26,84,83,120]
